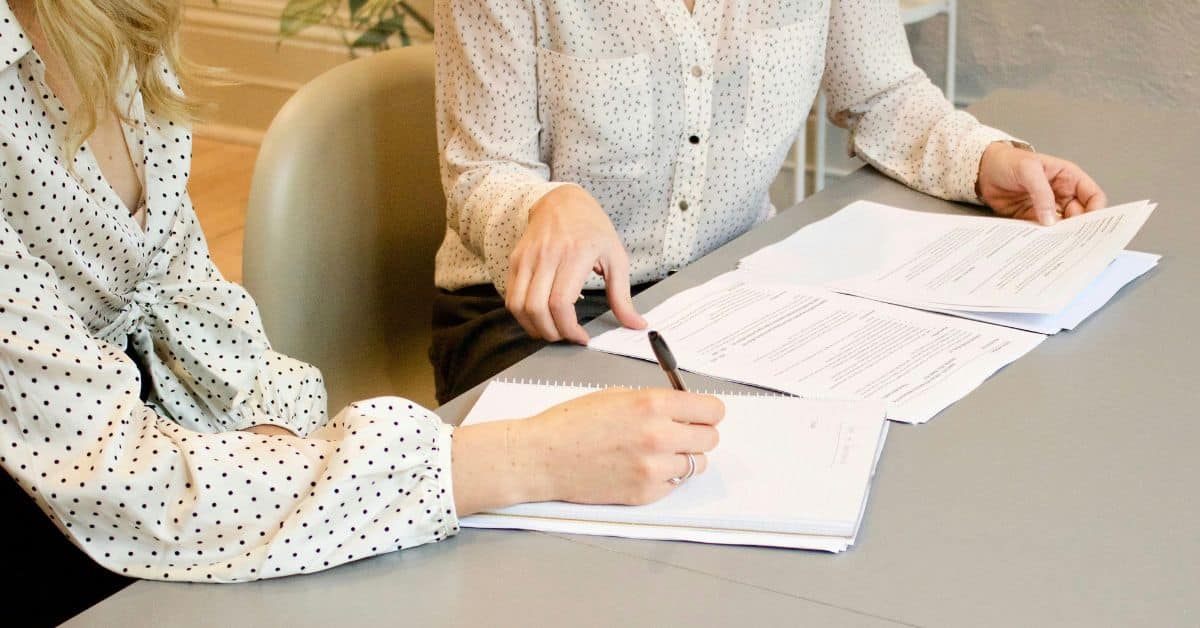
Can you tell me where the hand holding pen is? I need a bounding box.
[648,330,705,485]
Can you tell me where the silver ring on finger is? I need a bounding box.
[668,453,697,486]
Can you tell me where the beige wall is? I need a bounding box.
[182,0,433,144]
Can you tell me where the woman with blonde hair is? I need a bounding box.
[0,2,723,623]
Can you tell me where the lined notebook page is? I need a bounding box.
[460,381,889,538]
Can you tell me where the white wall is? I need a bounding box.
[910,0,1200,110]
[774,0,1199,207]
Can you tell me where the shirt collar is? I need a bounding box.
[0,3,33,71]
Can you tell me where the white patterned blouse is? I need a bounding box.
[0,8,457,583]
[434,0,1024,293]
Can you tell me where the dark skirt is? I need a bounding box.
[0,341,147,625]
[429,282,652,404]
[1,470,132,626]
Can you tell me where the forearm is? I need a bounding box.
[436,0,566,290]
[838,73,1019,203]
[450,419,555,516]
[823,0,1023,203]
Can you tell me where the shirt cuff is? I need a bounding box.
[402,408,460,543]
[339,400,460,542]
[484,180,574,295]
[225,352,328,437]
[948,125,1033,205]
[433,421,460,538]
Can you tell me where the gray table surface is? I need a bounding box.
[68,90,1198,627]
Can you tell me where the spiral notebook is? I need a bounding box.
[459,380,890,552]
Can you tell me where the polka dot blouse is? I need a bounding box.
[433,0,1024,293]
[0,10,457,583]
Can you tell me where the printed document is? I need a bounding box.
[589,270,1044,424]
[925,250,1159,334]
[739,200,1155,314]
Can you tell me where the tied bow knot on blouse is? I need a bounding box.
[95,269,270,417]
[0,6,458,584]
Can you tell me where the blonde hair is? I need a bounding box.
[33,0,206,159]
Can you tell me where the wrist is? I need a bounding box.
[451,419,557,515]
[506,418,559,504]
[976,141,1011,199]
[527,183,581,221]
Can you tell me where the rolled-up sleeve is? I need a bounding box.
[822,0,1027,203]
[435,0,568,293]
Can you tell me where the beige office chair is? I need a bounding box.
[243,45,444,411]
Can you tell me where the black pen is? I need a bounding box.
[648,330,688,391]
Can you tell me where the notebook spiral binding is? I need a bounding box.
[492,378,796,398]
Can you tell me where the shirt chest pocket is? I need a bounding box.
[742,17,826,162]
[537,48,654,181]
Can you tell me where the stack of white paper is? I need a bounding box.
[588,200,1159,423]
[459,381,889,552]
[739,200,1158,331]
[921,250,1159,334]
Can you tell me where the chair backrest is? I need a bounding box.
[243,45,444,410]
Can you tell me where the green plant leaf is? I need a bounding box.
[280,0,339,37]
[398,1,433,34]
[350,15,406,49]
[277,0,432,48]
[350,0,389,26]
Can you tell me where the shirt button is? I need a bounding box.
[688,135,700,145]
[691,65,704,77]
[678,200,690,211]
